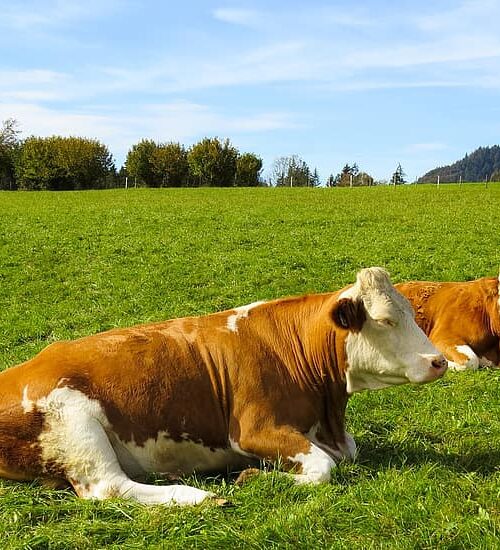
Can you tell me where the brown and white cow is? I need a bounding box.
[0,267,447,506]
[396,275,500,371]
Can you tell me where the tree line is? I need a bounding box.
[0,120,116,191]
[125,138,262,188]
[0,120,265,190]
[1,118,407,190]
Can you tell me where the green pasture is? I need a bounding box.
[0,185,499,549]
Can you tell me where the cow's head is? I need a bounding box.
[331,267,447,393]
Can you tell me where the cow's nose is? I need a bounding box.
[431,355,447,370]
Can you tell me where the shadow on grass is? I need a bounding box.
[356,431,500,476]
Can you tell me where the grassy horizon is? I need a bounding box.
[0,185,499,549]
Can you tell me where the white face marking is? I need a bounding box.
[342,267,447,392]
[226,301,265,333]
[288,442,336,484]
[455,345,479,370]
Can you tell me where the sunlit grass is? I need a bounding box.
[0,185,499,548]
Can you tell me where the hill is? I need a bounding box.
[418,145,500,183]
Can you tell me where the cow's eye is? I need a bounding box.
[377,318,396,328]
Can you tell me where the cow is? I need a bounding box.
[0,267,447,506]
[396,274,500,371]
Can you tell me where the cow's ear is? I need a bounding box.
[331,298,366,332]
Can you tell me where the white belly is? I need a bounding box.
[109,431,251,477]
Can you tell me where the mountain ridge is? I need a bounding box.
[418,145,500,183]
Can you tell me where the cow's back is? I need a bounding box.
[396,277,500,366]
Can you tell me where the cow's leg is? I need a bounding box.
[479,355,496,368]
[288,442,337,484]
[478,345,500,368]
[47,414,215,506]
[430,337,479,371]
[313,431,357,463]
[234,426,336,484]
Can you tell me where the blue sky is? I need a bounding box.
[1,0,499,182]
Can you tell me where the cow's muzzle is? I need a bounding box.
[417,353,448,382]
[431,355,448,370]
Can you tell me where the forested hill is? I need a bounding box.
[418,145,500,183]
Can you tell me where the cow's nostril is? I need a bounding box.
[431,356,446,369]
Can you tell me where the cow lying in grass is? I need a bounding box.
[397,274,500,370]
[0,267,447,506]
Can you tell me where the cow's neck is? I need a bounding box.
[260,293,346,388]
[255,294,350,437]
[262,294,348,448]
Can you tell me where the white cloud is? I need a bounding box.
[140,102,296,139]
[0,100,295,165]
[415,0,500,33]
[0,102,122,140]
[4,0,500,103]
[0,69,73,101]
[0,0,122,30]
[342,35,500,70]
[213,8,262,26]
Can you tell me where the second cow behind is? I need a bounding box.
[397,273,500,370]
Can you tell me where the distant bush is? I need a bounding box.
[16,136,116,190]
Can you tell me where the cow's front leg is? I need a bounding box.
[312,431,357,463]
[288,441,337,484]
[430,336,479,370]
[234,426,336,484]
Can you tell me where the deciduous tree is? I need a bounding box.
[187,137,238,187]
[235,153,263,186]
[16,136,115,190]
[270,155,312,187]
[125,139,157,186]
[0,118,21,190]
[151,142,189,187]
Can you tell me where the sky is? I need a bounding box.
[1,0,500,183]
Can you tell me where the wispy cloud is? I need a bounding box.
[3,1,500,103]
[0,100,295,165]
[0,0,122,30]
[415,0,500,33]
[342,35,500,70]
[213,8,262,27]
[0,69,73,101]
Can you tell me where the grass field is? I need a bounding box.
[0,185,499,549]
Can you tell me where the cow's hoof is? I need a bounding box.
[234,468,261,486]
[213,497,233,507]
